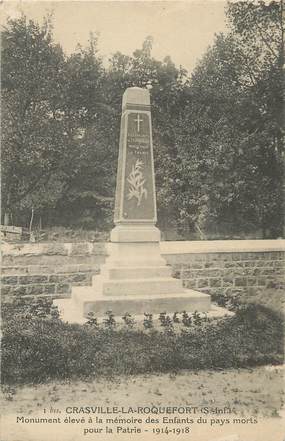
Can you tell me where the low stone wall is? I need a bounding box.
[160,241,284,297]
[1,243,106,300]
[1,240,284,302]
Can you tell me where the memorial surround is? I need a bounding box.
[2,240,284,303]
[54,87,211,321]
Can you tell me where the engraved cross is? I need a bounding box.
[134,114,143,132]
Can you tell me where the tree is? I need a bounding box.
[3,4,283,238]
[1,15,67,225]
[1,17,108,228]
[52,34,116,229]
[168,0,284,238]
[226,0,284,236]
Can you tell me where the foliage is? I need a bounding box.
[1,3,284,237]
[54,35,115,229]
[122,313,135,328]
[182,311,192,327]
[85,312,99,328]
[168,0,284,237]
[1,18,111,229]
[103,310,116,329]
[143,313,154,329]
[1,296,283,384]
[2,296,57,322]
[212,286,285,316]
[1,15,67,223]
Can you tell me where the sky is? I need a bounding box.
[1,0,228,73]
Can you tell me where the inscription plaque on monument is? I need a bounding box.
[114,88,156,224]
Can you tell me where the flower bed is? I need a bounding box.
[1,292,283,385]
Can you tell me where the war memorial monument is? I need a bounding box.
[55,87,211,322]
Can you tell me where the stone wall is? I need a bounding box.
[1,243,106,301]
[1,240,284,302]
[161,241,284,297]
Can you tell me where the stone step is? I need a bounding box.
[99,265,172,280]
[82,276,183,297]
[56,289,211,319]
[54,299,233,324]
[53,299,87,324]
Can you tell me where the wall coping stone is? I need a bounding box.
[1,239,284,258]
[160,239,285,255]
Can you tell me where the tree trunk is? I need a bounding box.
[4,212,10,226]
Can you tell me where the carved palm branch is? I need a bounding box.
[127,160,148,206]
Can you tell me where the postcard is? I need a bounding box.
[1,1,284,440]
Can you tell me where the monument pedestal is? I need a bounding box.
[55,225,210,322]
[54,87,211,323]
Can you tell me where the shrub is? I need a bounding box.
[211,287,285,315]
[1,298,284,385]
[143,313,153,329]
[122,313,135,329]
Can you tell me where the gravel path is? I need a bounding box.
[1,366,284,441]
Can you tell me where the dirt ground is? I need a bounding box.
[1,365,284,441]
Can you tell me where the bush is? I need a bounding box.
[1,299,284,385]
[211,287,285,315]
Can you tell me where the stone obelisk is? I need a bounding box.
[55,87,210,321]
[108,87,164,268]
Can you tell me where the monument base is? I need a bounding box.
[111,223,161,242]
[54,232,211,323]
[55,289,211,323]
